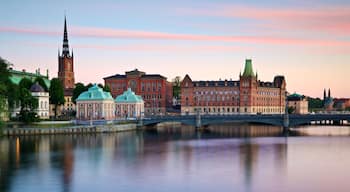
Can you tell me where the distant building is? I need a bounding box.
[334,98,350,110]
[58,16,75,116]
[9,68,50,88]
[104,69,173,116]
[30,82,50,119]
[8,68,51,118]
[115,88,144,119]
[323,88,334,111]
[287,93,308,114]
[76,84,115,120]
[181,59,286,115]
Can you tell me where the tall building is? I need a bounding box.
[103,69,173,115]
[181,59,286,115]
[58,16,75,114]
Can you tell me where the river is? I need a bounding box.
[1,124,350,192]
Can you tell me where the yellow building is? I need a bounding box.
[287,93,308,114]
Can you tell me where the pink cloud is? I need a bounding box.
[20,41,248,53]
[1,25,349,48]
[178,5,350,36]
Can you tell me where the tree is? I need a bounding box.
[0,57,13,122]
[103,84,110,92]
[307,97,323,110]
[72,82,87,104]
[34,77,48,91]
[18,87,39,123]
[19,78,33,90]
[86,83,93,89]
[49,78,65,118]
[288,106,295,114]
[172,76,181,99]
[17,78,39,123]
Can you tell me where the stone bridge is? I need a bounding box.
[140,114,350,128]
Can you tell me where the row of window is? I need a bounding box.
[195,90,240,95]
[142,94,162,100]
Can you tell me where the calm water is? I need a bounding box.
[1,124,350,192]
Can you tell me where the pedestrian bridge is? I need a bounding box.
[140,114,350,128]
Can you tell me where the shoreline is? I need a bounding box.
[1,123,138,136]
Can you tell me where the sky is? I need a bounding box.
[0,0,349,98]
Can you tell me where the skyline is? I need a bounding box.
[0,0,349,98]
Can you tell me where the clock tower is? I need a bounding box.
[58,16,75,91]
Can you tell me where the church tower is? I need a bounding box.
[58,16,75,91]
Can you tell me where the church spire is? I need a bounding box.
[62,15,70,56]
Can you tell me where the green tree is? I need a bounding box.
[49,78,65,118]
[0,57,11,87]
[34,77,48,91]
[0,57,23,123]
[6,83,20,109]
[19,78,33,90]
[16,78,39,123]
[172,76,181,99]
[288,106,295,114]
[72,82,87,104]
[18,87,39,123]
[103,84,110,92]
[307,97,323,110]
[86,83,93,89]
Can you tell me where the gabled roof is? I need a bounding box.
[115,88,144,103]
[103,74,126,80]
[76,84,113,101]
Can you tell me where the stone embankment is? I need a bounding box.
[1,124,137,136]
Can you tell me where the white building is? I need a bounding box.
[76,84,115,120]
[115,88,144,119]
[30,82,50,119]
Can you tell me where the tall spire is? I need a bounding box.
[328,88,331,98]
[62,15,70,56]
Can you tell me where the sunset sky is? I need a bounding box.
[0,0,349,98]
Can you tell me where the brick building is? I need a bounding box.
[181,59,286,115]
[58,16,75,115]
[104,69,172,116]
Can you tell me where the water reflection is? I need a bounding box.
[1,124,350,191]
[291,125,350,136]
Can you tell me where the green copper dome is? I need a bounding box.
[76,84,113,101]
[115,88,143,103]
[242,59,255,77]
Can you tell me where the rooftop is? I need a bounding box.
[115,88,144,103]
[76,84,114,101]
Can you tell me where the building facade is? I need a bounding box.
[76,85,115,120]
[30,82,50,119]
[115,88,144,119]
[287,93,308,114]
[104,69,172,116]
[58,16,75,115]
[181,59,286,115]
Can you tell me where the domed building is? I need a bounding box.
[115,88,144,119]
[76,84,115,120]
[30,82,50,119]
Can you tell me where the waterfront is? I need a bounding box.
[1,124,350,192]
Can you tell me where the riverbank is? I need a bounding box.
[1,123,138,136]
